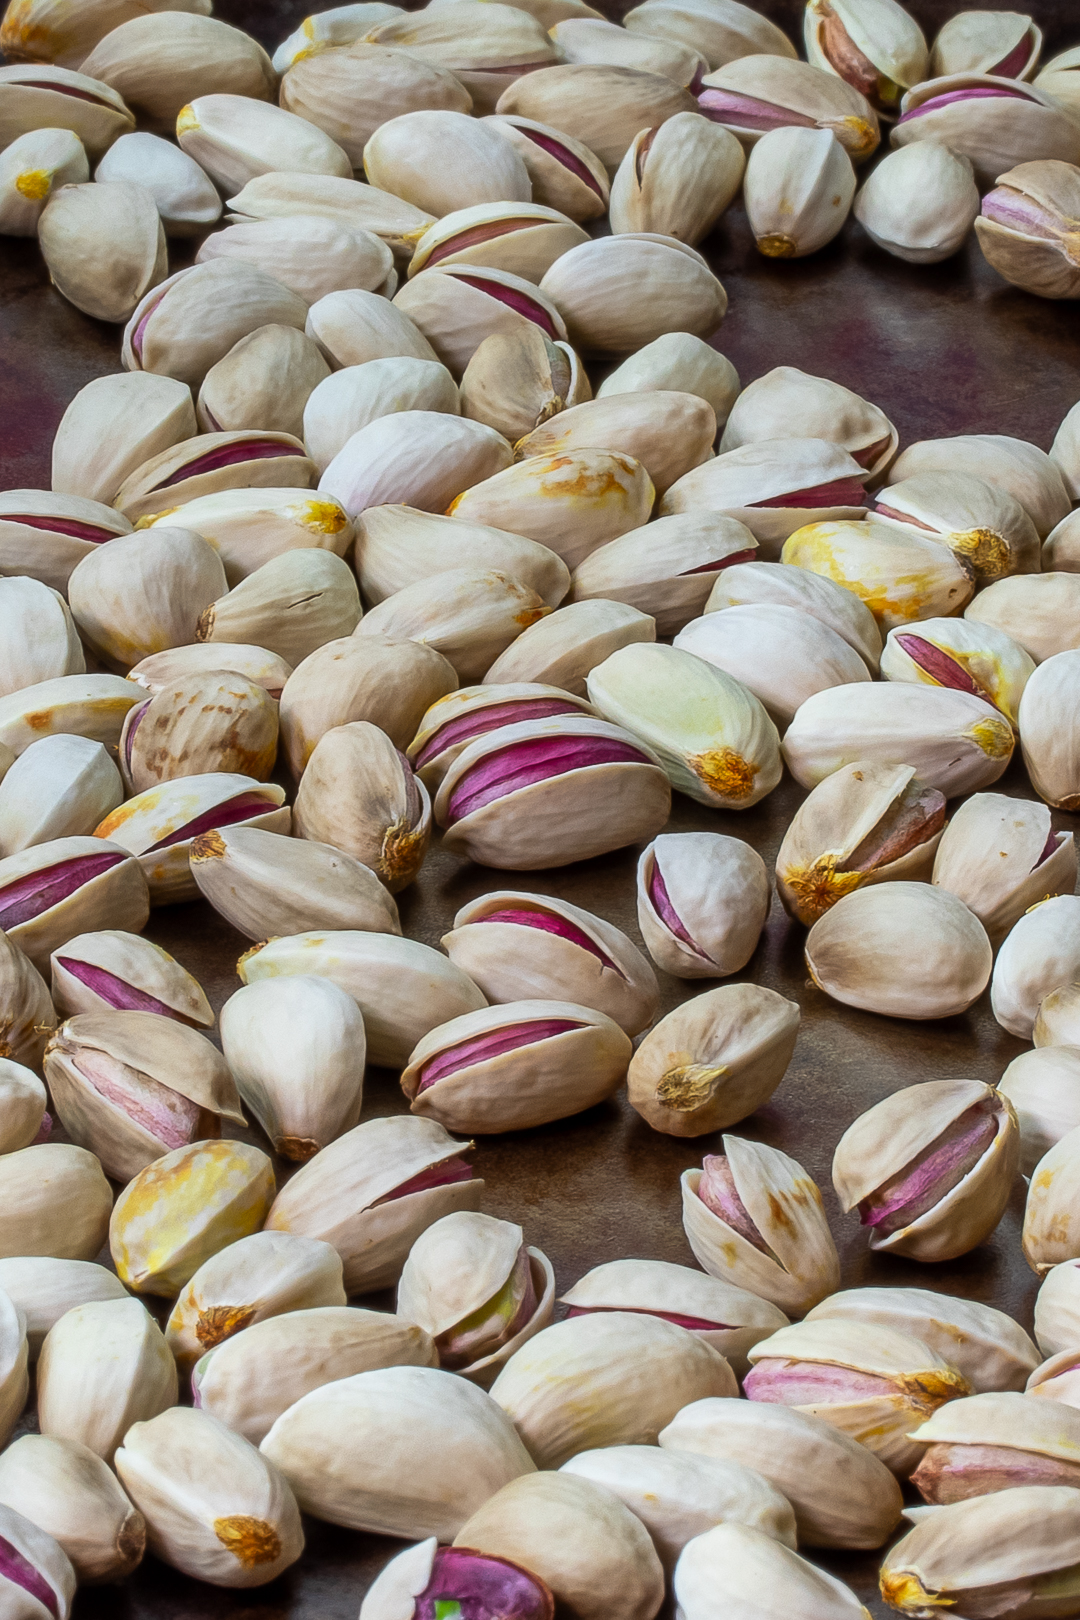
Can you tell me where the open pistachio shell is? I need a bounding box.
[481,112,610,222]
[281,42,471,168]
[0,835,150,973]
[116,432,317,525]
[637,831,769,977]
[356,567,550,684]
[571,512,758,636]
[0,489,130,594]
[932,793,1076,946]
[303,358,459,475]
[933,10,1041,79]
[804,0,928,117]
[496,61,697,172]
[0,62,135,159]
[891,72,1080,187]
[408,681,595,789]
[880,616,1034,731]
[706,558,882,670]
[875,469,1041,582]
[888,432,1070,539]
[623,0,797,74]
[49,929,212,1027]
[459,325,589,445]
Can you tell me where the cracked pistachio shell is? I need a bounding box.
[0,1433,145,1585]
[782,683,1014,796]
[833,1077,1018,1260]
[319,410,511,514]
[176,93,349,194]
[0,929,56,1072]
[679,1524,870,1620]
[196,216,393,309]
[122,260,309,392]
[307,281,442,364]
[304,358,459,474]
[976,159,1080,300]
[933,11,1041,79]
[777,762,945,928]
[442,888,658,1037]
[0,1057,46,1153]
[456,1475,663,1620]
[0,673,143,759]
[119,671,279,793]
[561,1257,787,1376]
[540,234,727,352]
[193,1305,437,1447]
[0,1499,74,1619]
[804,0,928,116]
[630,983,798,1137]
[166,1229,345,1371]
[721,365,896,479]
[483,598,655,696]
[95,130,222,238]
[0,63,134,159]
[433,712,671,869]
[294,720,430,891]
[699,54,880,161]
[198,324,329,439]
[967,573,1080,666]
[271,3,404,72]
[449,449,655,573]
[587,640,782,809]
[880,617,1034,730]
[806,881,993,1018]
[49,929,212,1027]
[43,1008,243,1181]
[363,109,531,218]
[854,141,978,263]
[807,1287,1039,1394]
[94,774,289,904]
[0,126,87,235]
[993,894,1080,1042]
[890,433,1070,539]
[932,793,1076,947]
[877,469,1041,583]
[260,1364,534,1537]
[37,1297,176,1462]
[999,1047,1080,1178]
[460,326,588,445]
[190,824,400,939]
[1019,649,1080,810]
[396,1210,554,1383]
[117,433,317,526]
[707,559,881,670]
[745,1319,972,1475]
[515,390,716,496]
[682,1135,839,1315]
[38,177,165,323]
[142,490,350,589]
[481,113,609,222]
[229,172,436,259]
[598,330,739,432]
[82,12,273,132]
[745,125,856,257]
[0,0,209,68]
[360,4,558,115]
[496,62,696,172]
[892,73,1080,188]
[492,1313,737,1468]
[116,1407,303,1588]
[51,373,194,507]
[407,682,595,789]
[0,835,151,972]
[279,632,459,776]
[1027,1347,1080,1406]
[637,831,769,979]
[401,999,632,1134]
[550,15,704,84]
[610,114,744,244]
[357,568,551,684]
[0,1142,111,1261]
[68,528,226,670]
[0,578,83,700]
[281,44,471,169]
[129,643,292,701]
[393,265,568,380]
[198,550,360,668]
[623,0,795,74]
[355,506,568,610]
[1036,1261,1080,1355]
[571,513,758,635]
[408,201,588,283]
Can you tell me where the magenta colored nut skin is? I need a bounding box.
[567,1304,732,1332]
[647,862,698,951]
[697,88,816,131]
[744,1360,895,1404]
[416,1019,584,1093]
[0,1533,59,1618]
[474,906,619,970]
[680,547,758,576]
[453,275,558,337]
[446,735,650,824]
[0,851,125,930]
[898,85,1030,122]
[861,1104,999,1235]
[372,1156,475,1206]
[9,513,114,541]
[893,634,983,699]
[416,1546,554,1620]
[414,699,582,770]
[147,791,277,851]
[156,439,304,490]
[54,957,186,1020]
[698,1155,768,1253]
[515,127,604,197]
[752,477,867,510]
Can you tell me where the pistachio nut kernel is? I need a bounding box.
[637,830,770,978]
[804,0,929,118]
[908,1389,1080,1506]
[891,73,1080,188]
[408,683,594,790]
[698,53,880,161]
[932,792,1076,947]
[880,617,1034,729]
[360,1539,554,1620]
[49,929,213,1028]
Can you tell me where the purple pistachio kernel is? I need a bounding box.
[473,905,623,973]
[698,1154,771,1254]
[843,781,947,874]
[745,1360,897,1404]
[912,1441,1080,1504]
[455,274,558,337]
[982,186,1064,240]
[859,1099,999,1235]
[55,957,192,1022]
[7,513,116,542]
[416,1019,584,1093]
[18,78,113,107]
[567,1305,731,1331]
[0,851,126,931]
[698,87,817,131]
[154,439,303,490]
[146,791,278,852]
[1036,829,1064,867]
[852,434,893,470]
[414,698,582,769]
[679,548,758,576]
[31,1112,52,1145]
[897,85,1031,122]
[991,33,1035,77]
[446,735,651,823]
[893,634,987,701]
[0,1532,58,1618]
[426,218,538,269]
[648,862,702,953]
[372,1155,475,1205]
[518,128,606,198]
[417,1546,554,1620]
[72,1046,202,1151]
[751,476,867,510]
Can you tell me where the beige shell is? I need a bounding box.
[116,433,317,526]
[853,141,979,263]
[992,894,1080,1039]
[67,527,225,670]
[932,792,1076,946]
[0,1058,47,1154]
[0,672,143,758]
[0,835,150,972]
[804,0,929,112]
[408,201,588,283]
[484,598,655,696]
[271,4,406,73]
[363,108,531,218]
[0,63,135,159]
[199,550,360,668]
[675,1522,870,1620]
[129,644,293,701]
[832,1077,1019,1261]
[407,681,595,789]
[196,216,393,308]
[320,409,512,515]
[1019,650,1080,810]
[354,506,569,610]
[610,114,745,244]
[481,113,609,221]
[294,720,429,891]
[706,558,882,670]
[721,364,896,479]
[932,10,1041,78]
[540,234,727,353]
[0,127,88,235]
[888,432,1070,538]
[0,733,122,856]
[999,1047,1080,1178]
[356,568,550,683]
[880,617,1034,730]
[38,179,166,323]
[0,490,132,594]
[550,15,705,85]
[515,389,716,497]
[891,73,1080,188]
[1036,1261,1080,1356]
[51,372,196,506]
[303,358,460,474]
[744,125,856,258]
[0,929,57,1072]
[49,929,213,1028]
[37,1296,177,1462]
[875,470,1041,583]
[495,62,697,172]
[359,3,558,115]
[229,172,436,258]
[1044,509,1080,572]
[681,1135,842,1316]
[909,1389,1080,1504]
[637,831,769,978]
[980,160,1080,297]
[459,326,588,445]
[571,513,758,636]
[141,489,351,589]
[967,573,1080,667]
[1052,398,1080,503]
[699,54,880,162]
[80,12,272,129]
[119,672,279,792]
[1036,984,1080,1048]
[176,91,349,194]
[0,1142,112,1262]
[394,265,568,380]
[623,0,797,72]
[1026,1348,1080,1407]
[280,43,472,168]
[197,324,330,439]
[0,1433,146,1585]
[95,130,222,238]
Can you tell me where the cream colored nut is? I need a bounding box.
[49,929,213,1028]
[37,1296,176,1462]
[880,617,1034,729]
[0,1057,47,1154]
[0,835,150,973]
[0,1501,74,1618]
[0,577,83,700]
[706,557,882,670]
[515,390,716,496]
[355,506,568,610]
[1036,983,1080,1048]
[932,792,1076,947]
[550,15,705,84]
[1036,46,1080,121]
[854,141,978,262]
[0,1142,111,1262]
[116,433,317,526]
[0,63,135,160]
[319,410,512,514]
[51,372,195,506]
[364,108,531,218]
[280,42,471,168]
[888,432,1070,537]
[177,92,350,194]
[95,131,222,237]
[804,0,928,118]
[460,326,588,445]
[806,881,993,1020]
[891,73,1080,188]
[481,113,610,222]
[932,10,1041,78]
[1026,1127,1080,1274]
[394,264,567,380]
[0,490,131,594]
[408,200,587,283]
[81,13,272,130]
[0,672,143,759]
[1044,508,1080,571]
[833,1077,1019,1260]
[119,671,278,792]
[0,928,57,1072]
[745,125,855,257]
[571,513,758,636]
[976,160,1080,300]
[484,598,655,697]
[0,1433,146,1585]
[361,2,558,115]
[496,62,697,172]
[676,1523,870,1620]
[141,489,351,589]
[407,681,595,789]
[303,358,459,474]
[783,517,977,626]
[597,330,739,432]
[0,0,205,66]
[992,893,1080,1040]
[637,831,769,978]
[875,468,1041,581]
[540,233,727,352]
[1026,1348,1080,1407]
[229,172,436,259]
[67,526,226,670]
[999,1047,1080,1177]
[1018,649,1080,809]
[196,216,393,307]
[610,113,745,244]
[721,363,896,478]
[271,3,405,73]
[699,54,880,162]
[38,178,165,323]
[0,126,87,235]
[129,644,293,702]
[966,573,1080,665]
[294,720,429,891]
[623,0,797,74]
[198,550,360,667]
[198,324,330,439]
[357,568,550,684]
[1036,1260,1080,1355]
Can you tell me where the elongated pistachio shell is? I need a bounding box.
[853,141,979,263]
[659,1398,903,1550]
[393,264,568,381]
[0,1500,74,1620]
[38,176,166,323]
[80,12,273,129]
[0,1433,145,1585]
[0,489,132,594]
[515,389,716,496]
[0,63,135,159]
[571,512,758,635]
[483,598,655,697]
[891,73,1080,188]
[67,527,226,668]
[610,113,745,245]
[0,735,122,857]
[1035,41,1080,117]
[51,372,195,506]
[992,894,1080,1040]
[459,325,588,445]
[129,643,292,701]
[999,1047,1080,1178]
[198,550,360,668]
[707,558,882,670]
[782,519,974,629]
[166,1229,345,1371]
[118,434,317,527]
[363,108,531,219]
[681,1134,840,1316]
[195,215,393,309]
[597,329,739,432]
[95,130,222,238]
[94,773,289,904]
[745,125,856,258]
[777,761,945,927]
[197,324,329,439]
[294,720,429,890]
[49,929,212,1027]
[481,113,610,222]
[110,1138,276,1297]
[37,1296,176,1463]
[932,792,1076,946]
[442,887,658,1037]
[805,0,928,115]
[176,91,349,195]
[1044,507,1080,571]
[1018,649,1080,811]
[262,1114,482,1292]
[880,616,1034,730]
[623,0,797,73]
[432,713,671,869]
[0,1142,111,1262]
[0,127,87,235]
[967,573,1080,668]
[637,831,769,978]
[304,358,459,475]
[190,825,400,940]
[875,469,1041,583]
[833,1077,1019,1261]
[0,1260,126,1361]
[0,559,85,697]
[698,54,880,161]
[402,999,632,1134]
[408,681,595,788]
[308,284,443,372]
[141,489,350,590]
[408,200,587,284]
[357,567,550,684]
[933,10,1041,79]
[281,43,471,169]
[559,1256,788,1373]
[0,835,151,973]
[0,673,144,758]
[550,15,704,85]
[587,640,782,809]
[193,1305,437,1447]
[720,364,896,478]
[978,160,1080,297]
[320,410,511,515]
[1036,984,1080,1049]
[540,234,727,353]
[680,1523,869,1620]
[229,172,436,258]
[355,506,569,610]
[360,2,558,115]
[806,881,993,1020]
[119,671,279,793]
[782,683,1014,797]
[889,433,1071,539]
[496,62,697,173]
[116,1407,304,1588]
[0,928,57,1072]
[0,1057,46,1153]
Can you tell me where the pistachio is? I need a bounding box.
[992,894,1080,1040]
[50,929,213,1028]
[892,74,1080,187]
[281,43,471,168]
[116,1407,303,1587]
[805,881,994,1019]
[496,62,697,172]
[1022,650,1080,814]
[401,999,632,1134]
[361,1538,553,1620]
[540,234,727,352]
[932,793,1076,946]
[37,1296,176,1462]
[0,489,133,593]
[637,831,770,977]
[706,557,882,670]
[198,324,330,439]
[0,578,83,702]
[304,358,459,474]
[1036,1260,1080,1355]
[597,330,740,432]
[51,373,195,507]
[1044,508,1080,569]
[966,573,1080,663]
[976,159,1080,299]
[0,672,143,758]
[483,598,655,696]
[229,171,436,258]
[95,130,222,237]
[677,1523,871,1620]
[0,0,212,69]
[361,2,558,115]
[199,550,360,666]
[460,326,588,445]
[272,3,405,72]
[482,113,609,221]
[355,506,569,610]
[81,11,272,129]
[320,410,511,514]
[192,1306,437,1446]
[165,1229,346,1370]
[196,217,393,310]
[854,141,979,262]
[888,432,1070,537]
[880,617,1034,727]
[190,824,401,940]
[0,63,134,160]
[143,490,350,589]
[0,929,56,1072]
[610,113,744,243]
[293,721,428,890]
[363,108,531,219]
[699,53,880,160]
[394,265,568,380]
[0,126,87,235]
[0,1057,47,1153]
[1036,46,1080,121]
[805,0,928,118]
[571,513,758,634]
[932,10,1042,78]
[409,201,588,284]
[0,1288,26,1453]
[260,1364,534,1538]
[0,1142,112,1262]
[262,1114,483,1290]
[442,888,658,1036]
[550,15,705,85]
[0,1434,145,1585]
[1036,983,1080,1048]
[0,1502,74,1620]
[129,643,293,701]
[176,91,349,194]
[37,177,165,323]
[999,1047,1080,1177]
[118,433,317,526]
[515,390,715,497]
[0,835,150,973]
[43,1009,244,1181]
[68,527,224,670]
[879,471,1041,585]
[623,0,798,74]
[94,773,289,904]
[120,671,279,793]
[1027,1348,1080,1407]
[721,364,897,479]
[746,125,856,257]
[307,287,441,373]
[357,568,550,683]
[408,681,595,789]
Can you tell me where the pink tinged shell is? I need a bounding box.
[518,128,605,199]
[131,287,168,361]
[413,698,583,768]
[648,862,701,953]
[373,1155,475,1205]
[859,1100,999,1235]
[0,850,126,930]
[426,219,542,269]
[893,634,987,702]
[680,548,758,575]
[154,439,305,490]
[55,956,193,1021]
[146,791,279,851]
[32,1113,52,1144]
[18,79,113,107]
[416,1019,585,1092]
[417,1546,553,1620]
[567,1304,733,1331]
[744,1360,899,1404]
[752,477,867,510]
[898,86,1032,122]
[698,88,817,131]
[6,514,116,542]
[446,734,652,823]
[982,187,1063,240]
[698,1155,771,1255]
[1037,830,1065,868]
[454,274,558,338]
[474,906,624,973]
[0,1531,59,1618]
[124,700,150,769]
[72,1046,202,1151]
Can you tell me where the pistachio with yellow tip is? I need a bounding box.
[874,469,1041,581]
[483,598,655,697]
[116,432,317,526]
[781,520,974,630]
[176,91,350,194]
[698,53,880,161]
[880,617,1033,732]
[294,721,430,892]
[271,3,404,73]
[0,126,87,235]
[514,390,716,496]
[744,125,856,257]
[888,432,1071,538]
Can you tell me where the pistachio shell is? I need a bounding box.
[891,72,1080,187]
[49,929,212,1027]
[271,3,405,73]
[0,672,143,757]
[51,372,196,506]
[36,1296,177,1462]
[804,0,928,115]
[293,720,429,891]
[460,326,589,445]
[699,54,880,162]
[0,1142,111,1261]
[745,125,856,257]
[141,489,351,589]
[637,831,770,978]
[571,512,758,635]
[0,0,213,67]
[0,63,135,159]
[0,578,83,701]
[610,113,745,243]
[198,324,330,439]
[932,792,1076,946]
[1027,1126,1080,1274]
[540,234,727,352]
[198,550,360,666]
[177,91,350,194]
[0,929,56,1072]
[408,200,588,283]
[407,681,596,789]
[360,2,558,115]
[229,172,436,257]
[320,410,512,514]
[0,126,87,235]
[706,558,882,670]
[1035,1260,1080,1356]
[550,15,705,85]
[355,505,569,609]
[0,489,133,593]
[81,12,273,129]
[676,1523,870,1620]
[38,178,166,323]
[303,358,459,474]
[195,216,393,310]
[1036,984,1080,1048]
[69,527,228,671]
[853,141,979,262]
[496,62,697,172]
[484,598,655,696]
[118,433,317,526]
[0,1433,146,1585]
[888,432,1070,538]
[1018,649,1080,810]
[597,330,739,431]
[119,671,279,792]
[281,43,471,168]
[721,365,896,479]
[880,617,1034,730]
[394,264,568,380]
[481,113,610,222]
[0,1499,75,1619]
[516,390,715,496]
[0,1057,47,1153]
[129,643,293,701]
[623,0,797,73]
[94,129,222,237]
[357,567,550,683]
[991,894,1080,1040]
[933,10,1041,78]
[999,1047,1080,1178]
[0,835,150,973]
[364,108,532,217]
[662,438,868,555]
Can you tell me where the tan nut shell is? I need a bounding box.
[408,201,588,283]
[0,1433,145,1585]
[853,141,979,263]
[177,91,350,194]
[610,113,746,244]
[877,469,1041,582]
[880,617,1034,729]
[1036,984,1080,1049]
[360,2,558,115]
[1025,1126,1080,1274]
[0,1142,112,1261]
[459,326,589,446]
[0,1259,122,1359]
[354,505,569,610]
[782,519,973,629]
[129,644,293,701]
[120,672,279,792]
[721,364,896,478]
[932,792,1077,946]
[356,567,550,684]
[481,113,610,221]
[495,62,697,172]
[196,215,393,307]
[700,54,880,162]
[515,389,716,496]
[706,558,882,671]
[910,1390,1080,1499]
[0,1058,46,1154]
[888,433,1070,538]
[0,929,57,1072]
[393,265,568,380]
[82,12,274,128]
[0,126,87,234]
[0,835,150,972]
[891,73,1080,188]
[294,720,430,892]
[407,681,595,789]
[320,409,512,515]
[68,527,226,670]
[0,673,144,758]
[0,63,135,159]
[597,331,740,433]
[142,489,351,590]
[571,512,759,636]
[38,179,166,324]
[117,434,317,526]
[550,14,705,84]
[637,831,769,978]
[303,358,459,475]
[0,1290,27,1455]
[0,578,82,700]
[539,234,727,352]
[363,108,531,218]
[484,598,655,696]
[623,0,798,74]
[999,1047,1080,1178]
[1035,1261,1080,1356]
[280,43,472,168]
[744,125,855,258]
[229,172,436,259]
[37,1296,177,1462]
[0,733,122,856]
[676,1522,871,1620]
[1018,650,1080,810]
[95,129,222,239]
[51,372,195,508]
[197,324,329,440]
[992,894,1080,1040]
[49,929,213,1027]
[198,550,361,668]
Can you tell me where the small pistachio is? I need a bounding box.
[95,130,222,237]
[36,1296,177,1462]
[49,929,213,1028]
[854,141,979,262]
[636,831,770,978]
[482,112,610,222]
[294,720,430,892]
[597,330,740,433]
[0,126,87,235]
[610,113,745,244]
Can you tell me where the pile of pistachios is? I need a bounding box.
[7,0,1080,1614]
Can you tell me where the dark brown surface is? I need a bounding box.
[4,1,1080,1615]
